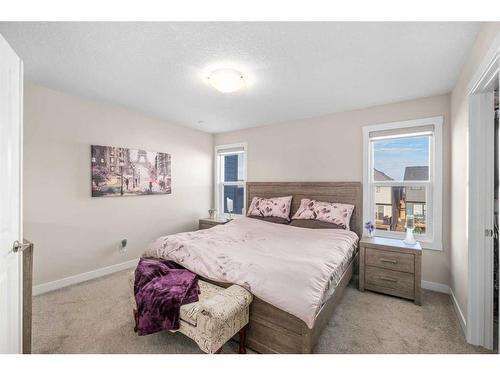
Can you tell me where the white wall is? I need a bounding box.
[450,22,500,317]
[215,94,451,286]
[24,82,213,286]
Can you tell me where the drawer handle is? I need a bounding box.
[380,276,398,283]
[380,258,398,264]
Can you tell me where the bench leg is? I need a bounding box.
[133,309,138,333]
[239,326,247,354]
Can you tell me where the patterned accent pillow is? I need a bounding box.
[247,196,293,221]
[291,199,355,230]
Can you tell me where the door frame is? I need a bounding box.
[467,33,500,350]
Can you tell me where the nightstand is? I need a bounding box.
[359,236,422,305]
[198,218,230,230]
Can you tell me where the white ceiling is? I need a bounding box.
[0,22,480,133]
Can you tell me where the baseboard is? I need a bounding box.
[421,280,450,294]
[33,258,139,296]
[450,287,467,334]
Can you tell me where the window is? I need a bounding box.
[363,117,443,250]
[215,143,247,218]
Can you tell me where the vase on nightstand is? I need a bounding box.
[403,214,417,245]
[208,209,217,220]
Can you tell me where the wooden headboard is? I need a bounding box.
[246,182,363,238]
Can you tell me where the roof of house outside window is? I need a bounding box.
[374,168,393,181]
[403,166,429,181]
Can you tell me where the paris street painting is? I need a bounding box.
[91,145,171,197]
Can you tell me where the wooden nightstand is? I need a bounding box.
[359,236,422,305]
[198,218,230,230]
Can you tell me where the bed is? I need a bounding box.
[144,182,362,353]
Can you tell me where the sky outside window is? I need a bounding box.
[373,135,430,181]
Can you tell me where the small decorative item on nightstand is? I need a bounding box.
[226,197,234,220]
[208,208,217,220]
[364,221,375,238]
[359,236,422,305]
[403,214,417,245]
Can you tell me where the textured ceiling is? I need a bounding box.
[0,22,480,133]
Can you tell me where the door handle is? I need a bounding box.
[12,240,30,253]
[380,258,398,264]
[380,276,398,283]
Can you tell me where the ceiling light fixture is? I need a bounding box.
[207,68,245,93]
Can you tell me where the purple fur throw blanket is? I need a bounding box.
[134,257,200,335]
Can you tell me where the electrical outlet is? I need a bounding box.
[119,239,128,254]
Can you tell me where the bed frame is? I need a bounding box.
[207,182,363,354]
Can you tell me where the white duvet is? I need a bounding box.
[143,217,358,328]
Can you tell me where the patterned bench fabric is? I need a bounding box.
[128,271,252,353]
[179,282,221,326]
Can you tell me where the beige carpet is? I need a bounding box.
[32,269,491,354]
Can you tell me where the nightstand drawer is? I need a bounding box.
[365,247,414,273]
[365,266,414,299]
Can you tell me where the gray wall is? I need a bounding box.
[24,83,213,285]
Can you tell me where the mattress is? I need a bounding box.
[143,217,359,328]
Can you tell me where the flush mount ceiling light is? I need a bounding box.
[207,68,245,93]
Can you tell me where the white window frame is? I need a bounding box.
[362,116,443,250]
[214,142,247,219]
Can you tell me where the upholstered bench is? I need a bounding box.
[128,271,253,354]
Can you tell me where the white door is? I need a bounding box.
[0,33,23,354]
